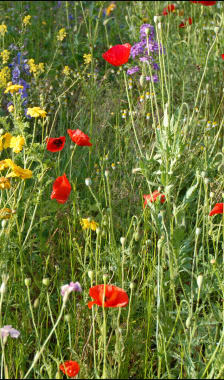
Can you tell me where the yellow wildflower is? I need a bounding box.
[81,218,99,231]
[0,159,32,179]
[23,15,31,26]
[4,84,23,94]
[28,59,44,76]
[0,24,7,36]
[1,50,10,64]
[0,208,13,219]
[42,21,46,25]
[62,66,71,75]
[9,136,25,153]
[1,133,12,149]
[57,28,66,41]
[26,107,47,118]
[0,66,10,89]
[83,54,92,65]
[7,104,14,113]
[0,177,10,189]
[105,3,116,16]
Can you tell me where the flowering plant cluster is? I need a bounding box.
[126,24,161,83]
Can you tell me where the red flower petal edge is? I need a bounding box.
[59,361,80,378]
[67,129,92,146]
[179,17,193,28]
[163,4,175,15]
[88,284,129,309]
[51,173,72,204]
[190,1,216,5]
[221,54,224,60]
[46,136,66,152]
[102,43,131,66]
[209,203,223,216]
[143,190,166,208]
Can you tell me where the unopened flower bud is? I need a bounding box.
[85,178,92,186]
[186,316,191,329]
[103,274,107,282]
[158,22,162,30]
[210,258,216,264]
[88,270,93,280]
[139,74,144,87]
[33,298,39,308]
[120,237,125,247]
[25,278,31,287]
[42,278,49,286]
[0,283,6,294]
[204,178,209,185]
[130,282,134,289]
[214,26,219,34]
[105,170,109,178]
[64,314,71,322]
[195,228,201,236]
[1,220,7,228]
[197,275,203,289]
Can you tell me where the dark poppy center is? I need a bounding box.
[53,139,63,147]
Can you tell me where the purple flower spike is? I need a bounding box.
[61,282,82,297]
[127,66,140,75]
[0,325,20,339]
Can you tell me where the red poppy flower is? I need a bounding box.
[179,17,193,28]
[46,136,66,152]
[143,190,166,208]
[51,173,72,204]
[59,361,80,378]
[190,1,216,5]
[102,43,131,66]
[88,284,129,309]
[209,203,223,216]
[67,129,92,146]
[163,4,175,15]
[221,54,224,60]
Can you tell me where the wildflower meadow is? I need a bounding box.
[0,1,224,378]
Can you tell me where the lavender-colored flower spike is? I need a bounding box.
[0,325,20,339]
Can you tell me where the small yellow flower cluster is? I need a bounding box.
[0,159,32,179]
[206,120,217,131]
[0,132,25,153]
[28,59,44,76]
[83,53,92,65]
[0,177,10,189]
[0,67,10,89]
[26,107,47,118]
[7,104,14,113]
[23,15,31,26]
[0,24,7,36]
[105,2,116,16]
[4,83,24,94]
[57,28,66,41]
[62,66,71,76]
[146,113,151,120]
[81,218,99,231]
[0,50,10,64]
[0,208,14,219]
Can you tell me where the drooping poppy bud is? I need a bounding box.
[102,43,131,66]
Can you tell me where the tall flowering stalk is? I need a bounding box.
[127,24,163,84]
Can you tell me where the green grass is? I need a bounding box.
[0,0,223,378]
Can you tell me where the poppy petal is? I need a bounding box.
[88,285,129,308]
[46,136,66,152]
[51,173,72,204]
[102,43,131,66]
[209,203,223,216]
[67,129,92,146]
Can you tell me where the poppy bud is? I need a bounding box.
[103,274,108,281]
[1,220,7,228]
[25,278,31,287]
[130,282,134,289]
[88,271,94,280]
[42,278,49,286]
[85,178,92,186]
[204,178,209,185]
[134,230,141,241]
[210,258,216,264]
[195,228,201,236]
[197,275,203,289]
[186,316,191,329]
[105,170,109,178]
[209,192,214,198]
[0,283,6,294]
[64,314,71,322]
[33,298,39,308]
[120,237,125,247]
